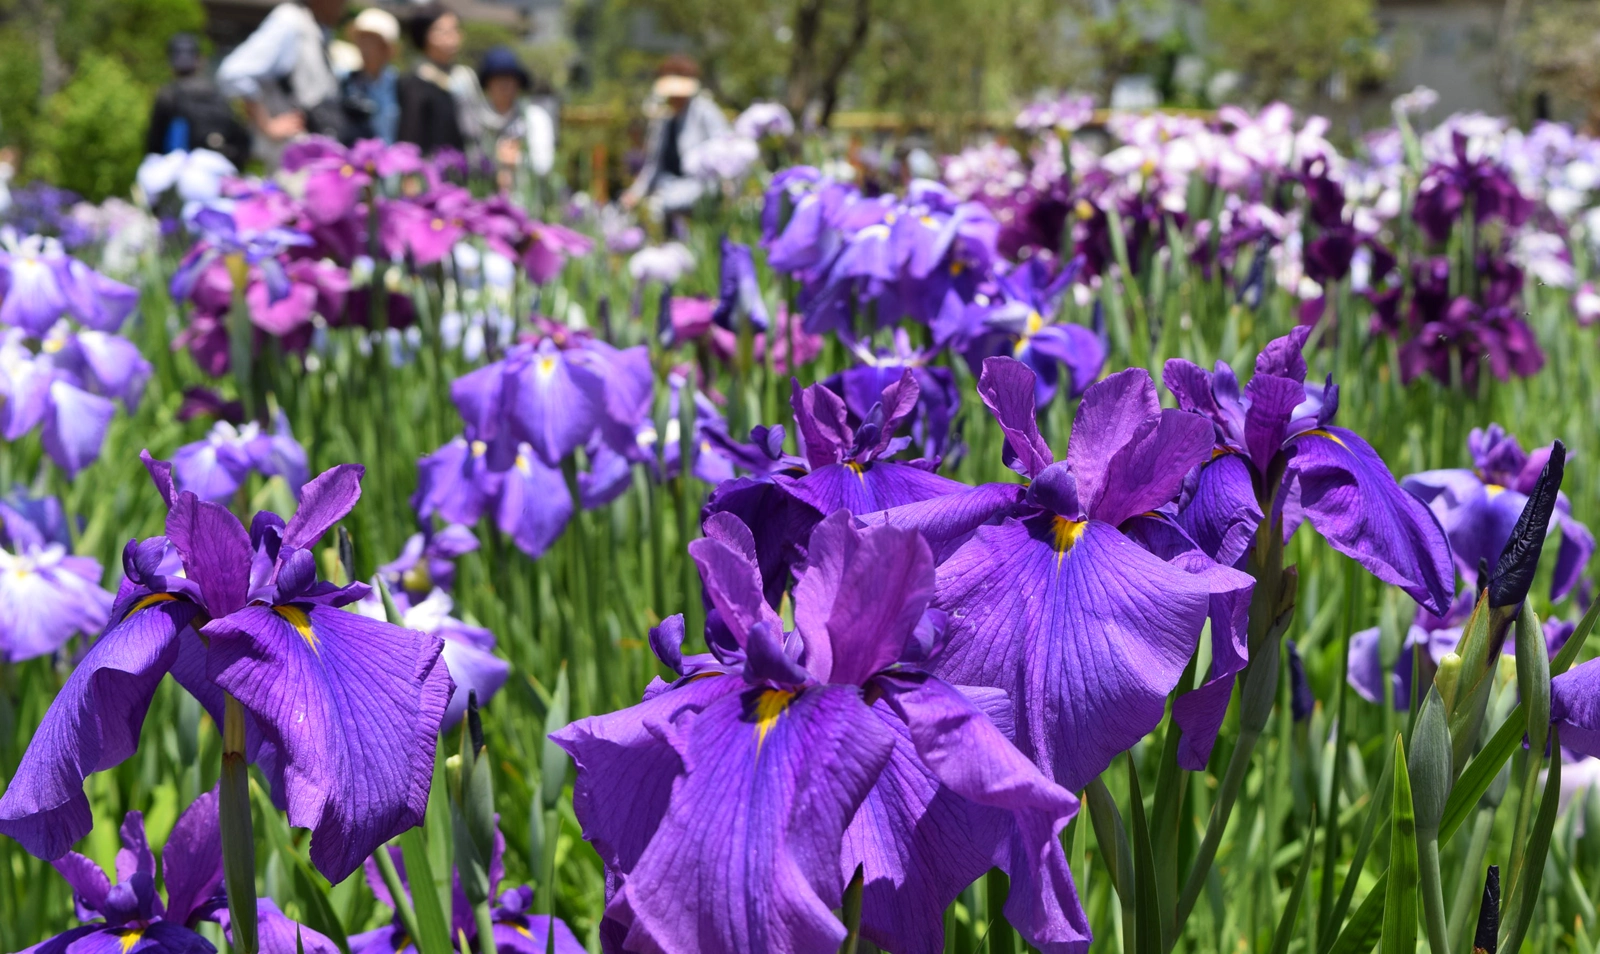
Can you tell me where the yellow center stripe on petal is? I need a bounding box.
[754,689,794,753]
[1301,428,1346,448]
[1051,515,1085,569]
[274,604,318,652]
[1486,483,1506,498]
[118,928,144,953]
[845,460,866,482]
[515,925,534,939]
[125,592,178,619]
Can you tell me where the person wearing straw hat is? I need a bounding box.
[620,55,731,230]
[341,7,402,143]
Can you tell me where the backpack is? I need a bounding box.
[172,76,252,167]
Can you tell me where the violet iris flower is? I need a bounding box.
[1413,132,1533,243]
[353,829,583,954]
[413,436,572,560]
[378,523,480,604]
[0,322,149,478]
[1402,425,1593,603]
[172,410,309,503]
[1164,327,1454,610]
[943,257,1104,408]
[554,511,1090,954]
[823,329,961,460]
[22,790,338,954]
[0,233,139,336]
[712,235,770,331]
[0,492,111,663]
[928,357,1252,787]
[0,456,452,883]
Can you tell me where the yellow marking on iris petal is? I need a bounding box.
[515,925,534,939]
[949,260,965,276]
[1051,515,1085,568]
[1075,199,1095,220]
[845,460,866,481]
[1301,428,1346,448]
[535,355,558,379]
[340,163,355,177]
[1486,483,1506,498]
[754,689,794,752]
[470,439,488,456]
[117,928,144,953]
[41,336,65,354]
[125,592,178,618]
[274,604,318,652]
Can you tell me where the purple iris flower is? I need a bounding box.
[356,587,508,730]
[1351,592,1576,710]
[172,410,309,503]
[353,828,583,954]
[712,235,770,331]
[927,357,1253,786]
[378,523,480,604]
[413,436,572,560]
[554,511,1090,954]
[0,492,111,663]
[169,207,313,311]
[1412,132,1533,243]
[0,456,452,883]
[1164,327,1454,611]
[942,257,1104,408]
[22,790,338,954]
[0,322,149,478]
[823,330,962,460]
[0,234,139,336]
[1402,425,1593,603]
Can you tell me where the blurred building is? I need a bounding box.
[200,0,559,52]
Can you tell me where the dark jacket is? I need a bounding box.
[146,74,251,167]
[397,65,464,155]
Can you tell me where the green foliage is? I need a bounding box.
[24,54,149,202]
[1200,0,1384,101]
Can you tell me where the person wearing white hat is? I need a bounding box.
[621,55,731,229]
[342,7,402,143]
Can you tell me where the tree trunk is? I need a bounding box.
[816,0,872,128]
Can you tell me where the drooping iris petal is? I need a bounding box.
[977,357,1053,479]
[0,546,112,662]
[1284,427,1454,615]
[493,451,573,559]
[606,684,895,954]
[439,636,511,729]
[0,595,196,860]
[42,380,115,478]
[1553,509,1595,604]
[508,344,604,467]
[1177,454,1261,569]
[202,603,451,882]
[553,674,741,882]
[75,331,152,408]
[172,436,255,504]
[933,517,1212,791]
[871,673,1090,954]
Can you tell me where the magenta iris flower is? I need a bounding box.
[922,357,1253,786]
[0,455,452,883]
[0,492,112,663]
[1402,424,1593,602]
[555,511,1089,954]
[22,790,338,954]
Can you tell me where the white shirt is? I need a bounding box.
[216,2,338,109]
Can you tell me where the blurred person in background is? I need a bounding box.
[146,33,251,167]
[397,4,469,155]
[470,45,557,188]
[341,7,402,143]
[620,55,730,231]
[217,0,349,167]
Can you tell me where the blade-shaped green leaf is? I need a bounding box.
[1500,727,1562,954]
[400,827,454,954]
[1381,741,1417,954]
[1326,871,1387,954]
[1126,753,1160,954]
[1268,804,1317,954]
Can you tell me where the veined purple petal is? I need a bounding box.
[932,517,1212,791]
[53,852,110,921]
[793,512,934,686]
[493,449,572,559]
[491,914,586,954]
[791,379,854,469]
[440,637,511,729]
[242,898,342,954]
[875,673,1090,954]
[165,492,252,617]
[690,514,783,649]
[1177,454,1261,568]
[508,343,604,467]
[172,434,255,504]
[1553,659,1600,758]
[1091,408,1216,528]
[1,251,70,335]
[282,464,364,550]
[0,546,113,662]
[1240,374,1304,477]
[607,684,895,954]
[552,674,742,881]
[0,595,195,860]
[1285,427,1454,615]
[1064,368,1163,514]
[29,921,215,954]
[162,789,222,928]
[701,476,826,610]
[202,604,451,882]
[977,357,1053,479]
[863,482,1026,564]
[795,460,966,519]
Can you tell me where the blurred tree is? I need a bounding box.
[1520,1,1600,129]
[1199,0,1384,103]
[0,0,203,196]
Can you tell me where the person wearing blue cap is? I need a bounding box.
[470,45,556,187]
